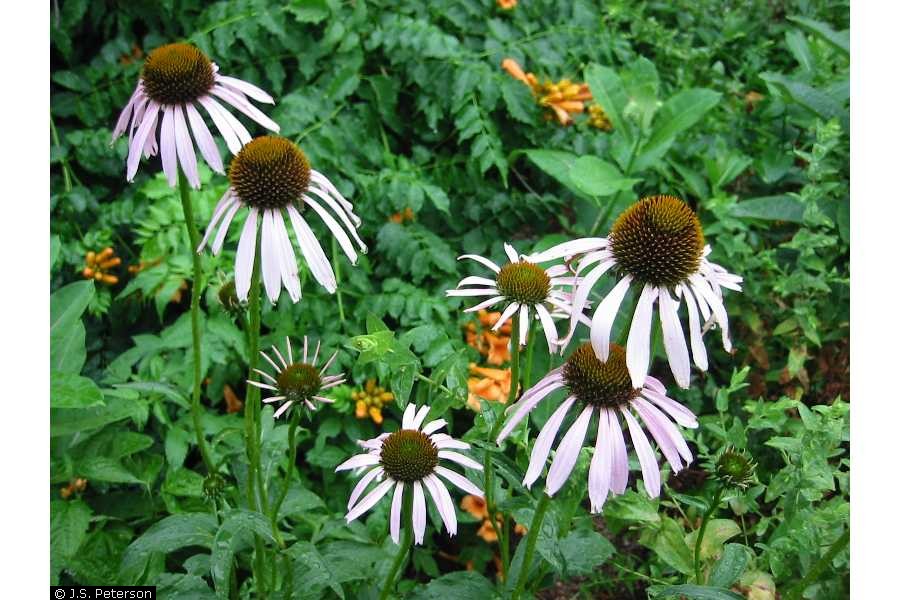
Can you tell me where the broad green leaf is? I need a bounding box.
[558,529,616,576]
[520,149,584,198]
[685,519,741,562]
[51,280,94,337]
[731,195,805,223]
[634,89,721,171]
[289,541,345,599]
[640,516,693,575]
[119,513,217,584]
[649,584,743,599]
[50,371,104,409]
[278,484,327,518]
[709,543,753,587]
[584,64,633,141]
[51,319,86,374]
[288,0,330,24]
[76,456,141,484]
[51,393,146,437]
[50,235,61,271]
[604,490,661,524]
[569,156,639,197]
[115,381,190,409]
[788,16,849,55]
[408,571,494,600]
[51,499,92,584]
[761,73,845,121]
[211,510,276,598]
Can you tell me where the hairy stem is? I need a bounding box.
[693,485,725,583]
[512,492,551,599]
[378,490,414,600]
[178,170,215,475]
[331,237,346,325]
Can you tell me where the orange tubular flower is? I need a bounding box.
[467,363,513,412]
[465,310,513,366]
[223,384,244,414]
[389,207,415,224]
[497,0,517,9]
[82,247,120,286]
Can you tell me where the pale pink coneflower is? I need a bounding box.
[196,136,366,304]
[111,43,280,188]
[528,195,742,389]
[247,336,344,419]
[446,243,586,353]
[335,404,484,545]
[496,343,698,511]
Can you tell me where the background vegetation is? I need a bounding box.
[50,0,849,597]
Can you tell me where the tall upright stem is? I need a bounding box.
[178,170,215,475]
[379,490,414,600]
[693,485,724,583]
[270,409,301,548]
[522,320,535,389]
[483,313,520,577]
[243,232,267,598]
[784,528,849,600]
[331,237,346,325]
[512,492,551,600]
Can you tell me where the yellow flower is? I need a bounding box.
[588,103,613,131]
[82,247,120,286]
[352,379,394,424]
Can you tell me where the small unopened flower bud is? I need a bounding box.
[715,447,756,489]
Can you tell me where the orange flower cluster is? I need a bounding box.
[465,309,512,366]
[460,495,527,543]
[353,379,394,424]
[127,257,162,274]
[82,247,121,285]
[60,478,87,499]
[389,207,415,224]
[497,0,517,9]
[223,384,244,414]
[467,364,512,412]
[501,58,612,128]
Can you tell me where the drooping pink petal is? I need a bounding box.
[589,274,633,360]
[527,238,608,263]
[521,395,575,487]
[347,467,383,510]
[434,466,484,497]
[658,287,691,388]
[300,194,360,265]
[607,409,629,494]
[335,453,381,472]
[422,420,448,436]
[111,84,142,141]
[496,376,566,444]
[626,284,659,388]
[304,186,366,251]
[173,105,200,188]
[217,75,275,104]
[159,106,178,186]
[260,210,282,303]
[423,474,456,536]
[642,389,698,428]
[274,210,301,302]
[503,243,520,263]
[401,403,417,429]
[463,296,506,313]
[630,399,684,472]
[588,407,613,512]
[620,407,660,497]
[346,479,394,523]
[457,254,501,273]
[234,208,259,300]
[535,304,559,353]
[564,259,616,345]
[412,481,427,545]
[197,95,242,154]
[680,284,708,371]
[126,100,160,181]
[390,481,404,544]
[492,302,520,331]
[185,102,223,173]
[545,405,593,496]
[197,190,235,252]
[212,201,242,256]
[438,451,482,471]
[633,398,693,463]
[211,85,280,132]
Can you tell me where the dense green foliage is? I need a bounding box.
[51,1,849,598]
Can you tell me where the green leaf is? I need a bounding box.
[640,516,693,575]
[584,64,633,141]
[649,584,743,599]
[558,529,616,576]
[732,195,805,222]
[709,543,753,587]
[569,156,640,197]
[77,456,141,484]
[51,280,94,337]
[211,510,276,598]
[119,513,217,584]
[50,371,104,409]
[788,16,849,55]
[51,499,93,584]
[521,149,584,198]
[51,319,86,374]
[604,490,661,524]
[501,77,537,124]
[52,393,146,437]
[50,235,61,271]
[288,0,330,24]
[685,519,741,562]
[634,88,721,171]
[407,571,495,600]
[761,73,845,121]
[288,541,346,599]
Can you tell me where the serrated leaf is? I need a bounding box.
[709,543,753,587]
[211,510,276,598]
[119,513,217,584]
[51,499,93,584]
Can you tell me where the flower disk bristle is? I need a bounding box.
[609,195,704,288]
[495,261,551,305]
[715,447,756,489]
[229,137,311,210]
[277,363,321,403]
[379,429,439,482]
[563,343,639,408]
[141,43,214,105]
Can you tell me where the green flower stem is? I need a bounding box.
[512,492,551,600]
[378,489,415,600]
[331,237,346,325]
[177,169,215,476]
[693,484,725,583]
[588,129,642,236]
[483,313,521,577]
[270,409,301,548]
[784,528,849,600]
[243,231,268,598]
